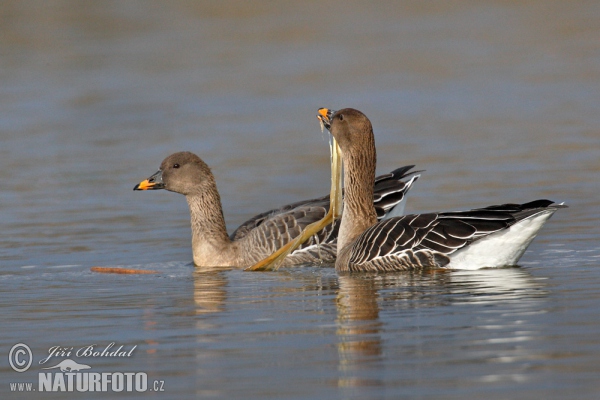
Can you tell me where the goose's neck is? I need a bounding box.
[186,184,234,267]
[338,143,378,251]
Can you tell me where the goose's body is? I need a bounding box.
[336,200,564,272]
[134,152,419,268]
[319,108,564,272]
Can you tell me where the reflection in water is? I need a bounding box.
[192,268,229,315]
[336,274,384,390]
[448,267,549,304]
[335,271,449,390]
[178,265,550,395]
[337,275,381,354]
[190,268,230,398]
[335,268,547,390]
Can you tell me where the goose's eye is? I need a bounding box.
[173,163,180,169]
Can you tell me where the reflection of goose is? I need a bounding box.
[448,268,547,303]
[192,269,228,315]
[334,267,547,390]
[318,108,566,272]
[335,271,450,390]
[337,274,382,355]
[336,274,383,390]
[134,151,419,268]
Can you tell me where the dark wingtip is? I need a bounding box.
[390,165,424,180]
[522,199,567,209]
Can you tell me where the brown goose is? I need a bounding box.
[317,107,565,272]
[133,151,420,268]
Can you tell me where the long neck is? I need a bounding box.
[186,180,233,266]
[337,140,378,252]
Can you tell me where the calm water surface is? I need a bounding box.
[1,1,599,399]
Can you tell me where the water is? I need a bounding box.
[1,1,599,398]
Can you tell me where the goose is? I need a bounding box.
[133,151,420,268]
[316,107,566,272]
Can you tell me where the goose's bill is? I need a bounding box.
[245,135,343,271]
[317,107,335,131]
[133,170,165,191]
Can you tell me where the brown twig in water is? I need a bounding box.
[91,267,158,275]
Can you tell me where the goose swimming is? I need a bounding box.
[317,107,565,272]
[134,151,420,268]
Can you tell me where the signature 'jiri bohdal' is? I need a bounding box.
[39,343,137,365]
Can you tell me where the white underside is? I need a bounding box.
[446,209,556,270]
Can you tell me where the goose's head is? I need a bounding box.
[134,151,214,196]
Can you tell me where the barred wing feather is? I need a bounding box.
[345,200,563,272]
